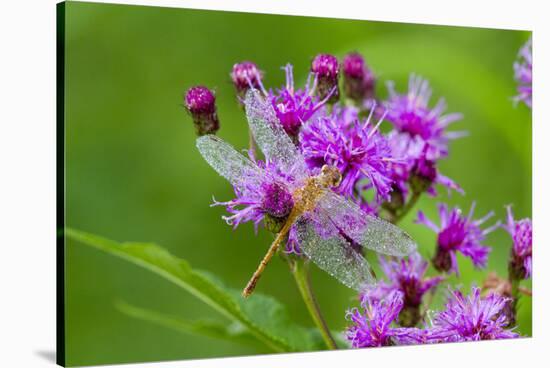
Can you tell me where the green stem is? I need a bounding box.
[509,276,520,327]
[291,259,338,350]
[392,191,421,224]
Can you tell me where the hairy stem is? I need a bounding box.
[291,259,338,350]
[508,276,520,327]
[392,191,421,224]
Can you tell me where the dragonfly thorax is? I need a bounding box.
[291,165,342,215]
[319,165,342,188]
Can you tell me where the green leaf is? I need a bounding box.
[116,300,348,351]
[66,228,324,352]
[115,301,264,349]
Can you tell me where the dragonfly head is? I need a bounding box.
[320,165,342,188]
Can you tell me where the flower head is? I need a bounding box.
[268,64,328,138]
[299,105,395,204]
[231,61,264,100]
[211,150,309,255]
[513,38,532,108]
[212,158,297,231]
[184,86,219,135]
[503,205,532,279]
[416,203,499,274]
[384,75,464,159]
[386,133,463,200]
[428,287,519,342]
[376,252,443,326]
[311,53,340,103]
[342,52,376,103]
[346,288,423,347]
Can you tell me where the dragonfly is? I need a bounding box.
[196,89,417,298]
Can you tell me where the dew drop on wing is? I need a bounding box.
[316,190,417,257]
[244,89,308,184]
[294,215,375,290]
[196,135,263,193]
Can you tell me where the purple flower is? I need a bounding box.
[428,287,519,342]
[212,154,309,255]
[261,182,294,218]
[311,53,340,103]
[267,64,329,138]
[346,288,424,347]
[416,203,499,274]
[513,38,532,108]
[231,61,264,100]
[387,134,463,200]
[299,105,395,204]
[376,252,443,326]
[504,206,532,279]
[342,52,376,103]
[212,158,297,231]
[384,75,464,159]
[184,86,219,135]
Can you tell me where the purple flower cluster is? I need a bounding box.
[374,252,443,326]
[387,133,463,202]
[299,106,394,206]
[191,55,468,223]
[212,158,298,231]
[268,64,329,138]
[346,289,423,347]
[428,287,519,342]
[513,38,532,108]
[382,75,465,207]
[384,75,464,159]
[346,286,518,348]
[185,46,532,350]
[416,203,500,275]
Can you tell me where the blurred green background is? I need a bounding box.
[64,1,532,366]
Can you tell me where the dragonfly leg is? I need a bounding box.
[242,225,291,297]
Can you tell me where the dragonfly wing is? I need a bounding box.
[294,215,375,290]
[244,89,308,181]
[316,190,417,257]
[196,135,263,191]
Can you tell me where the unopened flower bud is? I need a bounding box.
[184,86,219,136]
[311,53,340,103]
[231,61,263,101]
[342,52,376,102]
